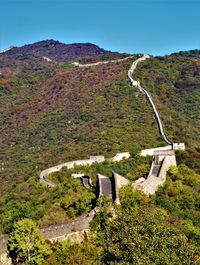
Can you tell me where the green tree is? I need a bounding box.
[130,144,141,159]
[94,207,200,264]
[43,241,101,265]
[8,219,51,265]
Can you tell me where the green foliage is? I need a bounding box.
[60,188,96,218]
[130,144,141,159]
[135,56,200,172]
[119,185,149,212]
[47,156,151,187]
[0,50,200,264]
[152,164,200,245]
[0,176,96,233]
[8,219,51,265]
[92,207,200,265]
[43,241,101,265]
[38,178,96,227]
[59,62,74,69]
[90,196,113,233]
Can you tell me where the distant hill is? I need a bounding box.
[168,49,200,59]
[1,39,110,62]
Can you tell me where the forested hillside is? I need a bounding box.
[0,43,200,262]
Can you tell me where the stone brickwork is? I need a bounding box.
[0,235,9,255]
[112,152,130,162]
[41,210,95,242]
[72,55,135,67]
[39,156,105,187]
[97,174,113,199]
[113,172,129,204]
[140,146,172,156]
[0,211,95,261]
[173,143,185,150]
[0,253,12,265]
[0,235,11,265]
[134,150,176,195]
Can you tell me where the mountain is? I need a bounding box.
[1,39,110,62]
[0,41,200,237]
[168,49,200,59]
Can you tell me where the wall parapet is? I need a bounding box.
[0,211,95,258]
[134,150,176,195]
[113,172,129,204]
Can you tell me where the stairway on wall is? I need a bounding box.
[134,150,176,195]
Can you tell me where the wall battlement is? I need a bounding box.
[134,150,176,195]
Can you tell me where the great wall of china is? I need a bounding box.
[0,55,185,264]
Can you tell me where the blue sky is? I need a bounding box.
[0,0,200,55]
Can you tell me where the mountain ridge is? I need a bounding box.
[2,39,200,60]
[1,39,113,62]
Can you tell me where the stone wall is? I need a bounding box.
[0,211,95,263]
[139,143,185,157]
[0,235,11,265]
[173,143,185,150]
[134,150,176,195]
[72,55,135,68]
[39,152,134,188]
[0,253,12,265]
[0,235,9,255]
[112,152,130,162]
[41,210,95,242]
[39,156,105,186]
[113,172,129,204]
[97,174,113,198]
[140,146,172,157]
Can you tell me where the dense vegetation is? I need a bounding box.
[0,44,200,263]
[8,219,51,265]
[40,165,200,265]
[3,40,108,62]
[134,55,200,171]
[0,151,150,233]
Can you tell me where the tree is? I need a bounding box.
[95,207,200,264]
[8,219,51,265]
[130,144,141,159]
[43,241,101,265]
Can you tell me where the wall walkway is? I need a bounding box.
[127,55,173,146]
[134,150,176,195]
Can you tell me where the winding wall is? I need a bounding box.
[127,55,173,146]
[39,156,105,187]
[72,55,135,67]
[0,54,185,261]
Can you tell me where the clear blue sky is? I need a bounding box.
[0,0,200,55]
